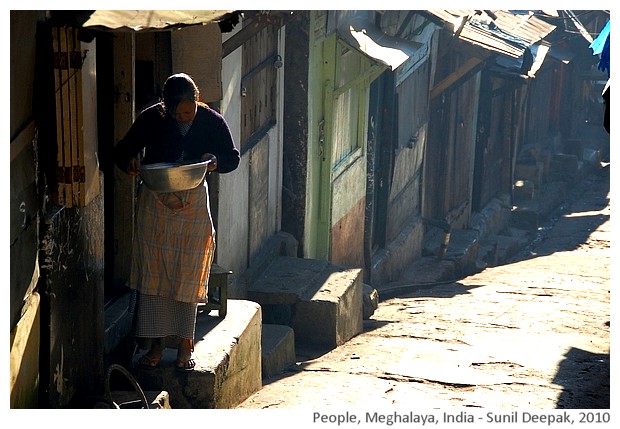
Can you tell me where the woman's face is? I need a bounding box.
[173,100,197,124]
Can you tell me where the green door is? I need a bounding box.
[307,29,385,264]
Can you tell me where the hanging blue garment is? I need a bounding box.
[590,20,610,76]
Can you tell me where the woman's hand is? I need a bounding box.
[126,157,141,176]
[201,153,218,171]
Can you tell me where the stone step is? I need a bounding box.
[442,229,480,277]
[130,299,262,409]
[261,324,296,379]
[550,153,581,183]
[515,161,545,187]
[248,256,363,349]
[376,256,456,300]
[424,228,480,277]
[478,231,532,267]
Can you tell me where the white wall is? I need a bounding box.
[217,27,248,293]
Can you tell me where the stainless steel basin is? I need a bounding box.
[139,159,211,193]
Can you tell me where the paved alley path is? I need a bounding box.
[237,166,610,415]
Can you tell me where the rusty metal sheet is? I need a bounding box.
[426,10,556,58]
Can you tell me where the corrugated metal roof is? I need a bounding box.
[427,10,556,58]
[79,10,237,32]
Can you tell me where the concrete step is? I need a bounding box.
[433,229,480,277]
[550,153,581,183]
[478,230,533,268]
[423,228,480,277]
[515,160,545,187]
[261,324,296,379]
[376,256,456,300]
[513,179,536,202]
[248,256,363,348]
[130,299,262,409]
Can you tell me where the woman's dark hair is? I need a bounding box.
[162,73,199,113]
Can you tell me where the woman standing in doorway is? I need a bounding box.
[114,73,240,371]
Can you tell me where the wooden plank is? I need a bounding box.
[430,56,483,100]
[60,27,74,207]
[53,26,66,206]
[72,27,87,205]
[52,26,61,205]
[80,37,101,206]
[240,24,277,145]
[222,13,281,58]
[68,27,81,206]
[248,138,270,264]
[10,120,35,162]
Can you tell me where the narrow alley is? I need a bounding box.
[236,164,611,414]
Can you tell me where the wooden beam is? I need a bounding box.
[10,120,35,162]
[222,11,296,58]
[113,31,135,283]
[430,56,485,99]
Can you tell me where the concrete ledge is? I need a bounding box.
[511,205,541,230]
[469,193,511,238]
[261,324,296,379]
[550,153,580,183]
[515,161,544,187]
[478,232,532,267]
[235,231,299,297]
[376,256,455,300]
[294,267,363,347]
[369,217,425,285]
[131,299,262,409]
[443,229,480,277]
[248,256,363,348]
[513,180,536,202]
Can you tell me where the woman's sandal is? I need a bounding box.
[138,351,162,369]
[176,338,195,372]
[175,357,196,372]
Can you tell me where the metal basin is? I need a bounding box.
[139,159,211,193]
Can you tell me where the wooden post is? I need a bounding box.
[113,32,136,284]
